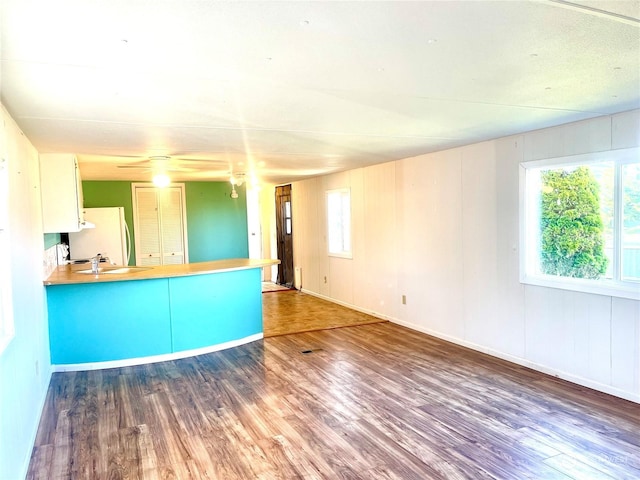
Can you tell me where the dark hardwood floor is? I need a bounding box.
[27,305,639,479]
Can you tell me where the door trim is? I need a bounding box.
[275,184,294,287]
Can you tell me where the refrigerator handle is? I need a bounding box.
[125,221,132,265]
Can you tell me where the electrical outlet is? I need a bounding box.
[402,295,406,305]
[35,360,39,376]
[324,276,327,284]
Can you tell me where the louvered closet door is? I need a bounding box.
[159,187,185,264]
[134,185,187,266]
[135,188,162,266]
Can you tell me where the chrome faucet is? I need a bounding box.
[91,254,102,274]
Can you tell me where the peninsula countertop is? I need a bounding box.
[44,258,280,286]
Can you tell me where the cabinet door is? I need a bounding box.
[40,154,84,233]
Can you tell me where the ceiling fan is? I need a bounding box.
[116,155,225,172]
[115,155,232,187]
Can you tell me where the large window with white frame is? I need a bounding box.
[520,147,639,300]
[327,188,352,258]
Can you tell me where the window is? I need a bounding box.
[284,200,292,235]
[520,147,639,300]
[0,155,14,355]
[327,188,352,258]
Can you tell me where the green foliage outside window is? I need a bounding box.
[540,167,608,279]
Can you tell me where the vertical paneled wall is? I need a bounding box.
[0,105,51,479]
[291,177,323,293]
[258,183,278,281]
[291,109,640,402]
[358,162,397,318]
[396,149,465,338]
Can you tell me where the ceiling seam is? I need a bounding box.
[546,0,640,26]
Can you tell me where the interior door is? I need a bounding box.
[135,188,162,266]
[133,184,188,266]
[159,187,186,264]
[275,184,294,286]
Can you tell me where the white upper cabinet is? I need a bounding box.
[40,153,85,233]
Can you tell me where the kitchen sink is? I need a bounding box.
[74,266,152,275]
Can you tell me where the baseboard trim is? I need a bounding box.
[51,333,264,372]
[299,288,394,322]
[299,289,639,404]
[391,317,640,404]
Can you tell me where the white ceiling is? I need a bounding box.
[1,0,639,185]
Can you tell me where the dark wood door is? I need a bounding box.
[275,184,294,287]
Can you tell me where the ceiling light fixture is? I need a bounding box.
[230,173,245,186]
[153,173,170,188]
[230,173,245,199]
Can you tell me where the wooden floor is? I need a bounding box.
[28,306,640,479]
[261,282,292,293]
[263,289,386,337]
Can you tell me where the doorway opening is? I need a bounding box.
[275,184,294,287]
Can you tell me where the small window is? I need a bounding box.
[327,188,352,258]
[520,147,639,300]
[284,200,292,235]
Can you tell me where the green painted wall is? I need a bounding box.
[82,181,136,264]
[185,182,249,262]
[82,181,248,264]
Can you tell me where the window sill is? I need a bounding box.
[328,252,353,259]
[521,274,639,301]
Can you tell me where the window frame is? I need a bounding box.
[519,147,639,300]
[326,188,352,259]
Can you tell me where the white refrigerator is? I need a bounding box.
[68,207,131,265]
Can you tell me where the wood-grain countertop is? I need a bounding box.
[44,258,280,286]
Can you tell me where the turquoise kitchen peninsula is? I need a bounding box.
[45,258,279,370]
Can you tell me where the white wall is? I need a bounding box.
[0,105,52,479]
[258,183,278,281]
[291,110,640,403]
